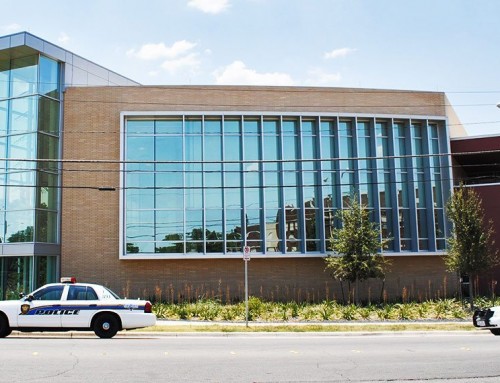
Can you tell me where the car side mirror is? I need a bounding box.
[19,292,24,299]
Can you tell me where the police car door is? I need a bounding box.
[61,285,99,328]
[17,285,65,328]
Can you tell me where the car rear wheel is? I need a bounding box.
[490,329,500,336]
[93,314,119,339]
[0,314,12,338]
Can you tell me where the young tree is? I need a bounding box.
[446,184,499,309]
[324,197,390,304]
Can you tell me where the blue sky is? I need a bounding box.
[2,0,500,136]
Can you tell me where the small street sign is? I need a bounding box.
[243,246,251,261]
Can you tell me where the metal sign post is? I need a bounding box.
[243,245,251,327]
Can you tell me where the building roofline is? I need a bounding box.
[0,31,140,86]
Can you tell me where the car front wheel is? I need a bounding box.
[93,314,119,339]
[0,314,12,338]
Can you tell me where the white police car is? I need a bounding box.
[473,306,500,335]
[0,278,156,338]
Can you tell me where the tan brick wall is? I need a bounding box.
[61,85,454,302]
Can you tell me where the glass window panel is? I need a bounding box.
[185,118,202,134]
[156,136,182,161]
[224,118,241,134]
[156,164,183,209]
[243,135,260,161]
[155,241,184,254]
[126,172,154,210]
[156,210,184,241]
[206,210,223,253]
[186,210,203,240]
[305,208,319,240]
[245,209,261,252]
[285,208,300,251]
[265,186,279,210]
[35,209,57,243]
[282,119,298,136]
[434,208,445,240]
[37,134,59,171]
[185,135,202,165]
[225,135,241,161]
[156,119,182,134]
[10,55,37,98]
[417,209,428,239]
[0,60,9,99]
[128,242,155,254]
[265,208,280,252]
[225,164,241,209]
[380,209,393,243]
[126,210,154,241]
[205,171,223,209]
[127,136,154,161]
[38,97,60,135]
[10,97,37,134]
[39,56,60,99]
[321,136,334,170]
[306,240,319,252]
[6,210,34,242]
[226,209,242,239]
[263,119,279,135]
[302,135,316,163]
[185,169,202,209]
[399,209,411,239]
[302,120,317,135]
[204,118,222,134]
[204,135,222,165]
[7,171,35,210]
[37,171,58,210]
[186,242,203,253]
[320,119,335,136]
[244,119,260,134]
[127,120,154,134]
[0,100,8,136]
[263,135,279,164]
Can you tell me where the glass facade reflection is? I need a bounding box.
[0,53,61,297]
[122,115,451,258]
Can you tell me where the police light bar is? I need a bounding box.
[60,277,77,284]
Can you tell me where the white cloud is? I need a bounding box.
[213,61,295,86]
[161,53,201,74]
[1,23,22,34]
[324,47,357,59]
[188,0,230,14]
[306,68,342,85]
[58,32,70,45]
[128,40,197,60]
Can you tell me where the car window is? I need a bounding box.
[32,285,64,301]
[67,286,98,300]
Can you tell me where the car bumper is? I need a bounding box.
[473,309,496,328]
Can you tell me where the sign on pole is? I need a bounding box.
[243,245,251,261]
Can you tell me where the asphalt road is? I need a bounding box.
[1,332,499,382]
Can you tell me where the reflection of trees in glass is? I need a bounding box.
[156,233,184,253]
[8,226,33,243]
[126,243,139,253]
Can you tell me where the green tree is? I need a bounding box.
[446,184,499,310]
[324,197,390,304]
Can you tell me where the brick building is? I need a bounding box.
[1,31,482,302]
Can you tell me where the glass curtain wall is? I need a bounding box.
[123,115,450,257]
[0,54,60,297]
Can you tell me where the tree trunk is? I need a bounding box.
[469,274,474,311]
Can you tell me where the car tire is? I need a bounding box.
[93,314,119,339]
[490,329,500,336]
[0,314,12,338]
